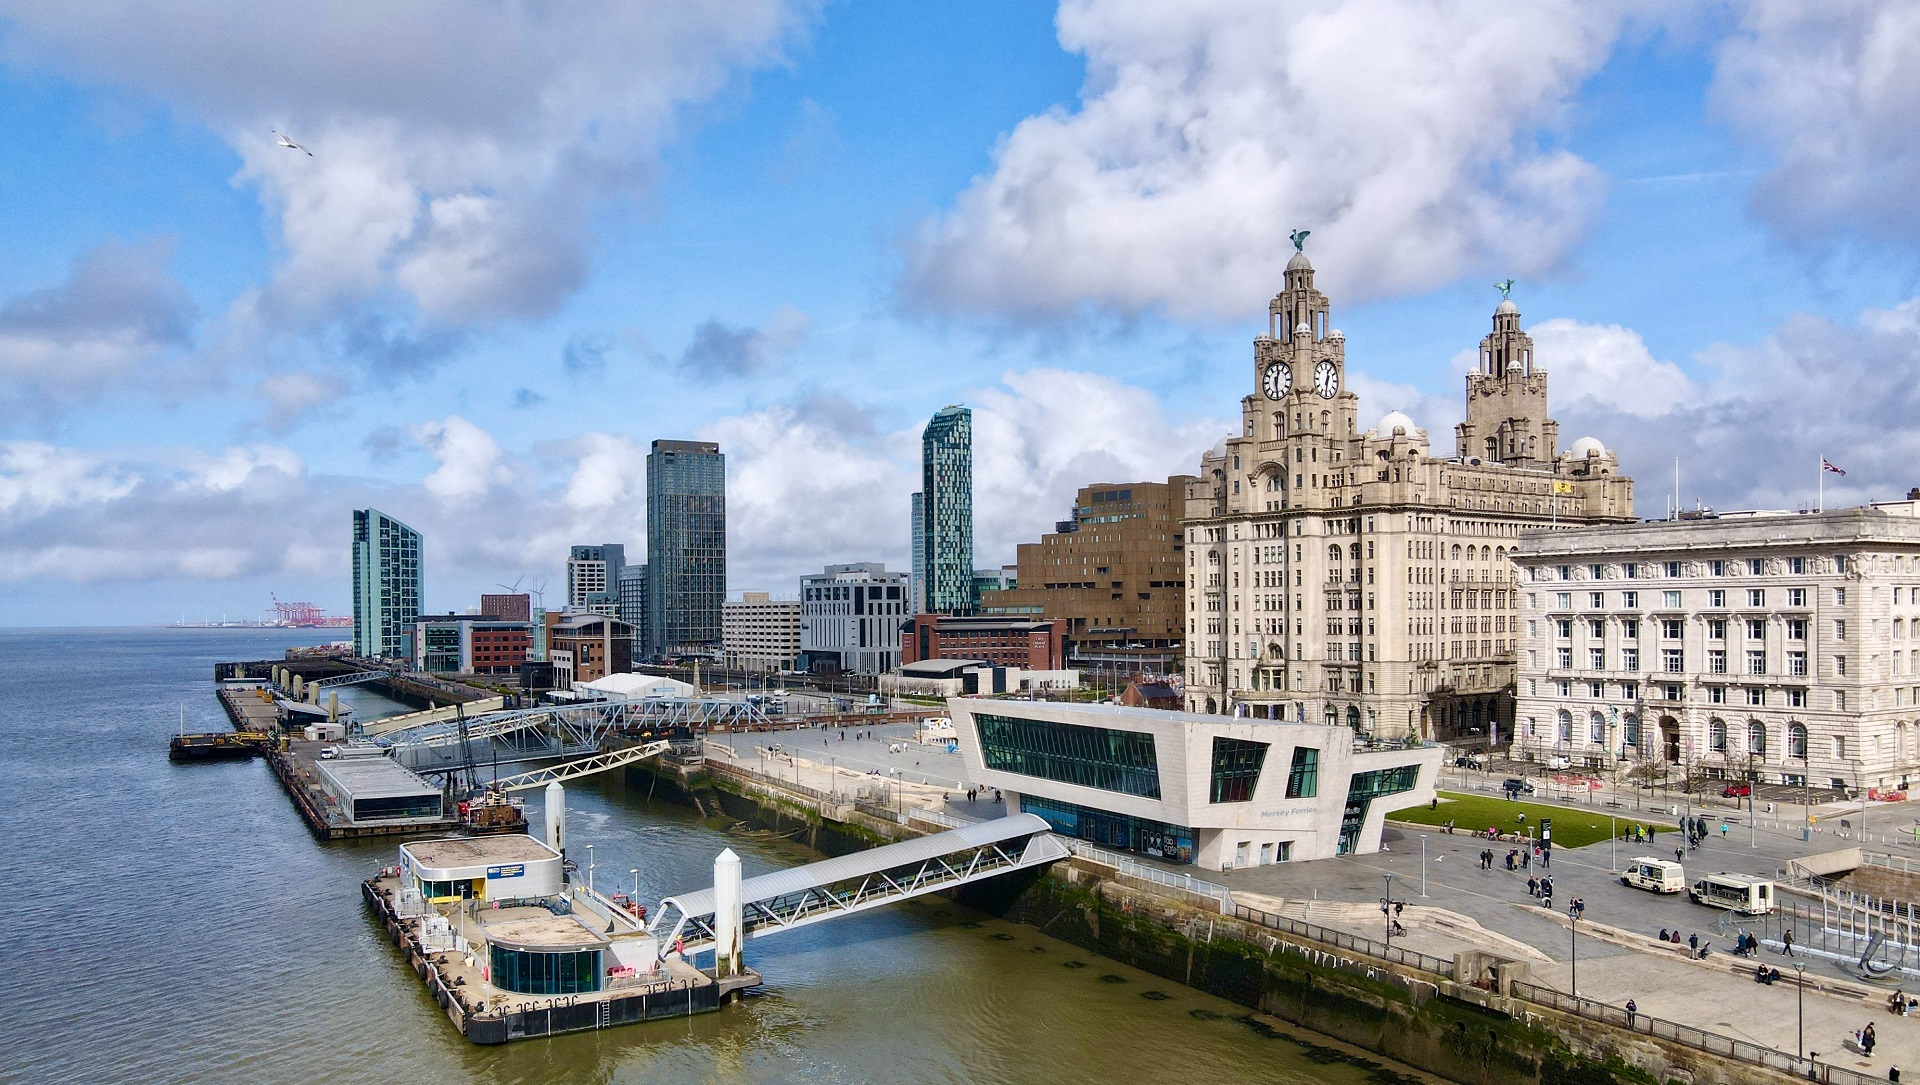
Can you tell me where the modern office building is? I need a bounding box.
[981,478,1194,676]
[647,440,727,658]
[799,562,910,675]
[919,406,975,614]
[1180,247,1635,737]
[567,544,626,617]
[617,565,649,650]
[722,592,802,672]
[480,593,532,623]
[901,614,1068,671]
[352,508,423,660]
[547,613,636,686]
[910,491,926,614]
[950,699,1439,868]
[408,614,532,675]
[1513,499,1920,792]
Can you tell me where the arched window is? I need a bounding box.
[1557,709,1572,744]
[1624,714,1641,749]
[1347,705,1361,730]
[1328,545,1343,562]
[1349,542,1361,560]
[1205,697,1217,714]
[1451,544,1462,560]
[1708,718,1727,753]
[1788,722,1808,760]
[1748,720,1768,759]
[1589,712,1606,745]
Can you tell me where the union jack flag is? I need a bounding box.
[1822,458,1847,476]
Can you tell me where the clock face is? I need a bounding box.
[1314,360,1339,399]
[1263,361,1291,399]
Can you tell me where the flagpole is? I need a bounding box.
[1818,453,1823,513]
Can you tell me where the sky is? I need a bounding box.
[4,0,1920,626]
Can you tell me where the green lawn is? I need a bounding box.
[1389,791,1672,849]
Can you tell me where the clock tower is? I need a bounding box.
[1247,246,1355,445]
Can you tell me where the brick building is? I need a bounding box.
[900,614,1067,671]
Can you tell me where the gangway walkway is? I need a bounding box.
[484,741,675,793]
[649,814,1069,955]
[311,670,387,688]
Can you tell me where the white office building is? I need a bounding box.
[722,592,801,672]
[799,563,910,675]
[950,699,1439,870]
[1513,499,1920,792]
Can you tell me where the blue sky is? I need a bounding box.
[4,1,1920,625]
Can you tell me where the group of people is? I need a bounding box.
[1655,928,1712,958]
[1731,931,1761,957]
[1753,964,1785,984]
[1527,875,1555,905]
[1890,990,1918,1017]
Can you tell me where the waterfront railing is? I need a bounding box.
[1508,981,1877,1085]
[1231,905,1456,977]
[1064,842,1237,911]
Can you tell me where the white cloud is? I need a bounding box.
[411,416,511,502]
[905,0,1631,321]
[1711,0,1920,246]
[1,1,818,327]
[0,240,195,418]
[1526,318,1696,417]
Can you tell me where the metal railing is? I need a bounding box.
[1509,981,1877,1085]
[1064,842,1236,910]
[702,756,847,808]
[1233,905,1455,977]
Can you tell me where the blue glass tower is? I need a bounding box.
[351,508,422,659]
[646,439,726,657]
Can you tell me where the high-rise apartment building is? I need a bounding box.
[566,544,626,616]
[1513,500,1920,792]
[1181,247,1634,737]
[647,439,726,657]
[919,406,974,614]
[351,508,423,660]
[799,562,910,675]
[980,477,1194,675]
[479,592,531,623]
[617,565,648,649]
[722,592,802,672]
[910,491,926,614]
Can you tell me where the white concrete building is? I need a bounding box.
[1514,500,1920,793]
[800,562,910,675]
[949,699,1439,869]
[722,592,801,672]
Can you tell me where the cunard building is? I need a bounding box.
[1182,245,1635,740]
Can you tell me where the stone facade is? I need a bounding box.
[1514,502,1920,791]
[1181,249,1634,738]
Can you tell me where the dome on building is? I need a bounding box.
[1376,410,1418,436]
[1327,328,1344,341]
[1208,436,1230,461]
[1286,249,1312,272]
[1495,297,1519,316]
[1568,436,1606,458]
[1295,321,1312,338]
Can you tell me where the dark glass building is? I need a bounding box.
[646,440,726,657]
[919,405,974,614]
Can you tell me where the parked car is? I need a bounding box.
[1452,754,1485,768]
[1721,783,1752,798]
[1502,777,1536,796]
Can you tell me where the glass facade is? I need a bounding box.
[1020,795,1194,864]
[975,713,1161,797]
[1208,737,1268,803]
[1336,766,1420,855]
[352,508,422,659]
[920,407,975,614]
[489,944,602,995]
[647,440,727,656]
[1285,746,1319,798]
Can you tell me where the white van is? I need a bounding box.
[319,746,340,760]
[1689,872,1776,915]
[1620,857,1685,894]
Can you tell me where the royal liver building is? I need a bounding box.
[1182,245,1635,740]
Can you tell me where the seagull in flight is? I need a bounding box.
[273,131,313,156]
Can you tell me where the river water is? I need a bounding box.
[1,628,1425,1085]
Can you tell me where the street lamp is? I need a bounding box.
[1799,753,1812,842]
[1568,903,1580,999]
[1795,961,1807,1059]
[630,868,641,913]
[585,843,595,895]
[1381,873,1397,950]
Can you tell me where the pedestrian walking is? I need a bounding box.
[1542,846,1551,869]
[1528,876,1540,898]
[1521,848,1531,870]
[1865,1022,1878,1057]
[1675,846,1685,864]
[1626,999,1637,1027]
[1784,929,1796,957]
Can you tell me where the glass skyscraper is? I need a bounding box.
[918,405,975,614]
[351,508,422,659]
[909,491,925,614]
[646,439,726,657]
